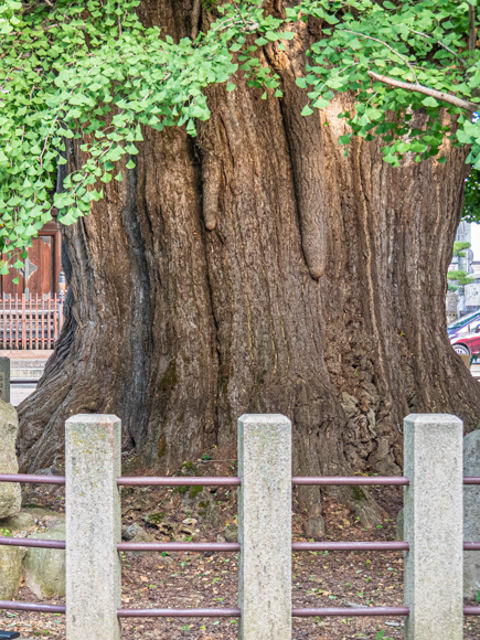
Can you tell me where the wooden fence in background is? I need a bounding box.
[0,294,64,349]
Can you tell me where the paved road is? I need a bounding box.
[470,363,480,379]
[0,349,51,407]
[11,384,37,406]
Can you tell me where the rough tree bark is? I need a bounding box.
[17,2,480,521]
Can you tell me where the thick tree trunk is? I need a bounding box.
[17,2,480,520]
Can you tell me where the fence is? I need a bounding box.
[0,412,479,639]
[0,294,64,350]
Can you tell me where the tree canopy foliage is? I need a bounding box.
[463,168,480,222]
[1,0,479,272]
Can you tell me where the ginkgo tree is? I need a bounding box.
[1,0,479,267]
[6,1,480,512]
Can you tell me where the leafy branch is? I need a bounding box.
[1,0,480,266]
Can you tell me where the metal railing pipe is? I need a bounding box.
[117,608,241,618]
[0,601,66,614]
[117,476,240,486]
[117,542,240,552]
[0,474,65,485]
[292,607,410,617]
[292,541,409,552]
[0,537,65,549]
[292,476,409,486]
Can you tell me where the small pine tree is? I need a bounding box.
[448,242,475,291]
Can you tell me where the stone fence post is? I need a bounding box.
[403,414,463,640]
[0,357,10,403]
[65,414,122,640]
[238,414,292,640]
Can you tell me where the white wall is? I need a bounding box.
[470,222,480,261]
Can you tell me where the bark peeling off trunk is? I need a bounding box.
[17,1,480,522]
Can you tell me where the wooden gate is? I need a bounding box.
[0,222,62,298]
[0,294,64,349]
[0,221,64,349]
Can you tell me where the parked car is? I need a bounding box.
[448,309,480,339]
[450,323,480,356]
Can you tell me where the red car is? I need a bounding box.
[450,321,480,357]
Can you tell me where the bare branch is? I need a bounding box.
[368,71,478,113]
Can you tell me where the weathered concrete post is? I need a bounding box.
[0,357,10,403]
[404,414,463,640]
[238,414,292,640]
[65,415,121,640]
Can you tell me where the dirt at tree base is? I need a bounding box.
[1,482,478,640]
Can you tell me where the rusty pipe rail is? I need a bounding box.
[117,477,241,486]
[0,474,65,484]
[292,606,410,617]
[117,607,241,618]
[118,542,240,552]
[119,476,411,486]
[292,476,410,486]
[293,541,409,552]
[0,601,66,614]
[0,537,65,549]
